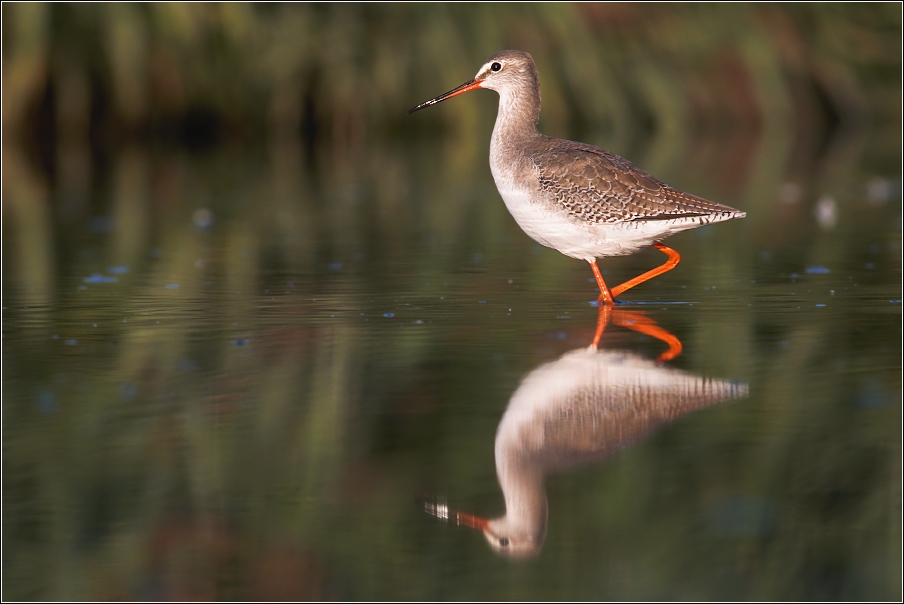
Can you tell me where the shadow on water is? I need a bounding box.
[423,308,748,559]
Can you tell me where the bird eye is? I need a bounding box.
[499,537,510,547]
[491,62,502,72]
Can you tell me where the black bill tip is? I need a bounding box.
[407,79,481,116]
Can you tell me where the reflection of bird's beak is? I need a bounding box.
[408,79,483,114]
[421,497,489,531]
[452,511,489,531]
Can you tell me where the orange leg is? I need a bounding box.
[589,260,614,305]
[611,310,683,362]
[609,242,681,299]
[590,303,613,349]
[588,306,682,362]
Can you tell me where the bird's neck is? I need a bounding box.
[492,85,540,138]
[494,448,548,540]
[490,85,541,176]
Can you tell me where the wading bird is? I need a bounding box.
[410,50,745,304]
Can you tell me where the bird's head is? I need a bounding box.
[422,497,545,559]
[408,50,539,114]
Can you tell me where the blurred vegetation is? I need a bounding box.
[2,2,901,601]
[2,4,901,157]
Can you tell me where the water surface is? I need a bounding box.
[3,129,901,600]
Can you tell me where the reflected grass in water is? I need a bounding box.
[3,125,901,599]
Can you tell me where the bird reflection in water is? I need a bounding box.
[424,306,748,558]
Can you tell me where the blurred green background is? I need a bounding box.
[2,3,901,601]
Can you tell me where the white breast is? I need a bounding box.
[494,181,683,261]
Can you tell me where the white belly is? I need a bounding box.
[496,185,680,262]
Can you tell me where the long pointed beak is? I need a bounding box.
[408,79,482,114]
[453,511,490,531]
[421,497,490,532]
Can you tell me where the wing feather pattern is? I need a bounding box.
[531,139,743,224]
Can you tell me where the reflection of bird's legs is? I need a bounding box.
[589,305,682,362]
[611,310,683,362]
[610,242,681,299]
[590,303,613,350]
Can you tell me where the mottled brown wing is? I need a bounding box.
[531,139,738,224]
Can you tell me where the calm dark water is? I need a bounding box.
[3,126,901,600]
